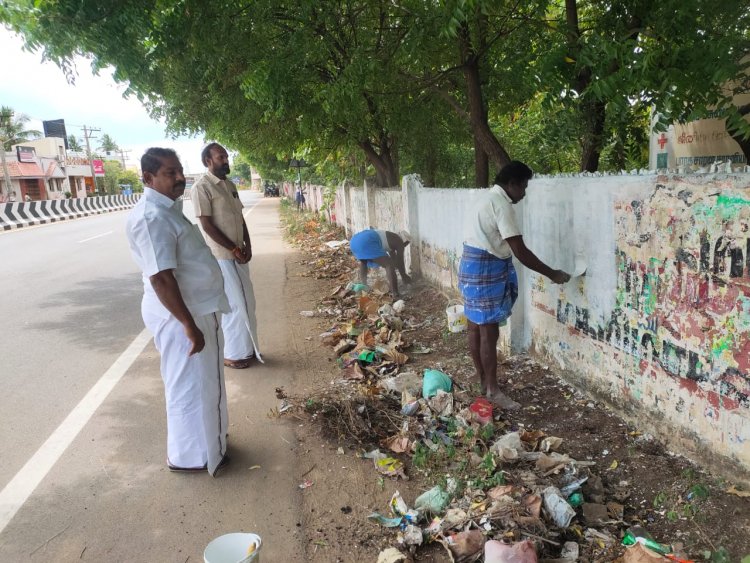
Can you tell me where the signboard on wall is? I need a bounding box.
[16,146,36,162]
[649,93,750,170]
[92,159,105,176]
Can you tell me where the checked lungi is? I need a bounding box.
[458,244,518,325]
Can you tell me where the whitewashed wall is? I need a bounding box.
[308,172,750,480]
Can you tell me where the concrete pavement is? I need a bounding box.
[0,193,305,561]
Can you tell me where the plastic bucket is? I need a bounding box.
[204,533,262,563]
[446,304,467,333]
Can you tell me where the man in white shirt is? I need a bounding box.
[126,147,230,476]
[459,161,570,409]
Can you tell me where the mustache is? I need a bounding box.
[175,182,186,190]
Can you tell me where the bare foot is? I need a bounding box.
[487,390,521,411]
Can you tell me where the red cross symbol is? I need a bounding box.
[657,133,668,149]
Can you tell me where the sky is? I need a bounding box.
[0,30,207,174]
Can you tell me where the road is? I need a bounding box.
[0,192,305,561]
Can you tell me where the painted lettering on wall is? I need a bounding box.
[552,180,750,410]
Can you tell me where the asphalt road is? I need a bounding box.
[0,192,305,561]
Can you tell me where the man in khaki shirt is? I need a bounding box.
[192,143,262,369]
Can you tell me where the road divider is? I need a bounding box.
[0,194,141,232]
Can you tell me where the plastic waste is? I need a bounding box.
[469,397,493,424]
[368,512,404,528]
[358,349,376,364]
[377,547,408,563]
[490,431,523,461]
[392,300,406,313]
[484,539,538,563]
[542,486,576,528]
[350,282,369,293]
[622,531,672,556]
[567,492,584,508]
[414,485,451,514]
[422,369,452,398]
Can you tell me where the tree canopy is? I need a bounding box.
[3,0,748,186]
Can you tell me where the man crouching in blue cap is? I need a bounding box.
[350,229,412,297]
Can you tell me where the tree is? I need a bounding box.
[101,159,123,194]
[118,168,142,192]
[3,0,749,182]
[97,133,119,156]
[67,134,83,152]
[0,105,41,150]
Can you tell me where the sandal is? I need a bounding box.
[224,358,252,369]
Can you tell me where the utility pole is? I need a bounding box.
[82,125,100,195]
[0,108,12,200]
[117,148,131,169]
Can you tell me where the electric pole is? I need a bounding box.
[82,125,100,195]
[117,148,131,169]
[0,109,13,200]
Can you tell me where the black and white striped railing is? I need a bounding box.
[0,194,141,232]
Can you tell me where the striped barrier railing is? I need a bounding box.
[0,194,141,232]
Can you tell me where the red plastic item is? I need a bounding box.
[469,397,493,425]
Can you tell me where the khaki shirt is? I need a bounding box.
[464,185,521,259]
[191,172,245,261]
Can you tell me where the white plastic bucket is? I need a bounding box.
[204,533,262,563]
[446,304,467,333]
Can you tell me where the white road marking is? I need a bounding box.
[77,230,113,243]
[0,329,152,534]
[243,197,263,217]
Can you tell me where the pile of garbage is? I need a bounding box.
[282,236,695,562]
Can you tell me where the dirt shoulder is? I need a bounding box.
[279,205,750,563]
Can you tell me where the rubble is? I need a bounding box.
[278,207,750,562]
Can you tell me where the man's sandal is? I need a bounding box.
[224,358,252,369]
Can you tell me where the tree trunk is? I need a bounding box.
[580,99,607,172]
[726,104,750,163]
[474,137,489,187]
[463,57,511,171]
[358,139,399,187]
[458,22,511,179]
[566,0,607,172]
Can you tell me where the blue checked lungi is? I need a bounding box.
[458,244,518,324]
[350,229,387,268]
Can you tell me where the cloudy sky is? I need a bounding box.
[0,30,207,173]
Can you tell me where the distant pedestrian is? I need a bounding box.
[192,143,262,369]
[126,147,230,476]
[295,186,306,211]
[459,161,570,410]
[350,229,412,296]
[23,194,31,202]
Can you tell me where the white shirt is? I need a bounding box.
[464,185,521,259]
[126,188,229,319]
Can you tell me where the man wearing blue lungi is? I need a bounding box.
[458,161,570,410]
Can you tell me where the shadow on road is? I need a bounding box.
[29,274,144,354]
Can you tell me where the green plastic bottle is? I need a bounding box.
[622,531,672,555]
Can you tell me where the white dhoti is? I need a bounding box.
[143,307,228,475]
[218,259,263,362]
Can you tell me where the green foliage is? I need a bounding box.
[4,0,749,183]
[97,133,119,155]
[0,106,41,149]
[67,134,83,152]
